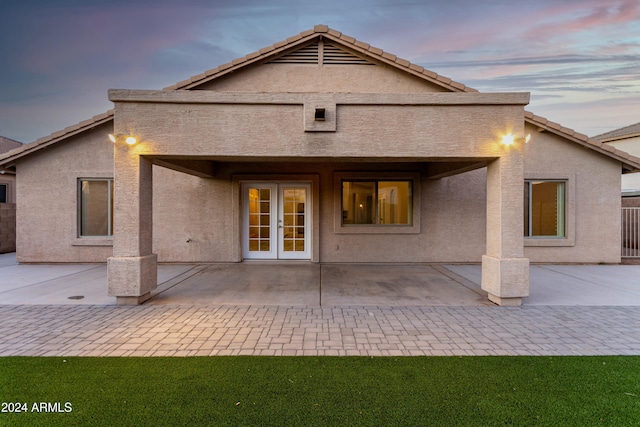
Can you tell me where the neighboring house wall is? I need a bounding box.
[0,137,19,253]
[605,135,640,191]
[0,201,16,253]
[523,123,622,263]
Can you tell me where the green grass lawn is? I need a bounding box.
[1,356,639,426]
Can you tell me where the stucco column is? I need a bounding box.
[481,146,530,306]
[107,143,157,305]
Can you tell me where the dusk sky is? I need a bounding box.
[1,0,639,144]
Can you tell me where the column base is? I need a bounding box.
[116,293,152,305]
[487,293,523,307]
[107,254,157,304]
[481,255,529,306]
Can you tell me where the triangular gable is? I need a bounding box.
[165,25,475,93]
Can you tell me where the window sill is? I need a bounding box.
[524,237,574,247]
[73,238,113,247]
[335,225,420,235]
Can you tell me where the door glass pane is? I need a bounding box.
[282,188,306,252]
[248,187,270,252]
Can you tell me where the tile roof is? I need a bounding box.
[524,111,640,173]
[593,122,640,142]
[165,25,477,93]
[0,136,22,154]
[0,110,113,168]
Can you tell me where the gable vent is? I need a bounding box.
[269,42,320,64]
[323,42,372,64]
[268,40,373,65]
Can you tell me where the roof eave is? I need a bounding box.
[0,110,114,168]
[524,111,640,173]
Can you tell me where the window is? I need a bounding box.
[0,184,6,203]
[342,180,412,226]
[524,180,565,238]
[79,179,113,237]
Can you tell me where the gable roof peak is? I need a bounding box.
[165,26,477,93]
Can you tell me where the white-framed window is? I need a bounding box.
[341,180,412,226]
[78,179,114,237]
[0,183,7,203]
[524,180,566,238]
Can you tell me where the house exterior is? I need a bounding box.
[596,122,640,201]
[1,26,639,305]
[0,136,21,253]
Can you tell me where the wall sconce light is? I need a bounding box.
[108,132,137,145]
[501,133,531,146]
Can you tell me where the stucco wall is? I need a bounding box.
[523,123,622,263]
[113,96,523,160]
[15,123,114,262]
[197,63,449,93]
[152,166,235,261]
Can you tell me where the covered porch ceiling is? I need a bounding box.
[146,155,495,180]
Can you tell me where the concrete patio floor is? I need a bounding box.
[2,252,640,306]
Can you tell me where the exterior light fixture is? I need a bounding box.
[502,134,515,146]
[108,132,138,145]
[501,133,531,146]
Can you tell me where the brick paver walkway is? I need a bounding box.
[1,305,639,356]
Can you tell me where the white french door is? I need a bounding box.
[242,182,311,260]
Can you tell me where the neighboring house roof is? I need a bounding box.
[0,136,22,154]
[1,25,640,174]
[593,122,640,143]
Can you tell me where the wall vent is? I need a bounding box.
[268,39,373,65]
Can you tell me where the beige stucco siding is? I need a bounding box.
[15,124,114,262]
[152,166,235,262]
[113,96,524,160]
[524,123,621,263]
[196,63,450,93]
